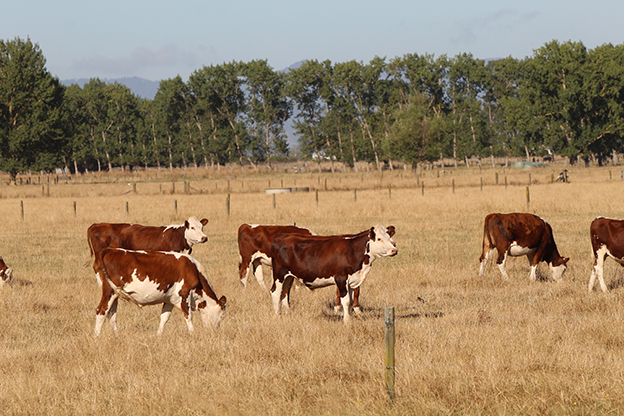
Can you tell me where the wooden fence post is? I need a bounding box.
[174,199,178,214]
[315,189,319,206]
[526,186,530,210]
[126,201,129,216]
[20,200,24,221]
[384,306,396,400]
[73,201,77,217]
[226,194,231,217]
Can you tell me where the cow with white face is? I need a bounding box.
[94,248,226,336]
[479,213,569,282]
[270,224,397,322]
[0,254,12,289]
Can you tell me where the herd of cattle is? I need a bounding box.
[0,212,623,335]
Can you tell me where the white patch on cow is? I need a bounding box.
[121,271,174,306]
[303,275,337,289]
[163,224,184,232]
[508,242,536,257]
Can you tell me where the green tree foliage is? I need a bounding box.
[4,36,624,175]
[0,38,66,180]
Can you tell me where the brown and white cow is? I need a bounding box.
[238,224,315,289]
[588,216,624,292]
[270,224,397,322]
[88,216,209,262]
[0,254,13,289]
[479,213,569,281]
[94,248,226,336]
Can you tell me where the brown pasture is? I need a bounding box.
[0,164,624,415]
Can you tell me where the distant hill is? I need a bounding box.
[61,76,160,99]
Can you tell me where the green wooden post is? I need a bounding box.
[315,189,319,206]
[273,193,276,209]
[226,194,231,217]
[354,188,357,202]
[20,200,24,221]
[174,199,178,214]
[480,177,483,191]
[126,201,129,216]
[526,186,530,210]
[452,178,455,193]
[73,201,77,217]
[384,306,396,400]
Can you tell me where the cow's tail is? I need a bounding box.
[85,234,95,268]
[480,217,494,262]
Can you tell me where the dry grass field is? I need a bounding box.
[0,163,624,415]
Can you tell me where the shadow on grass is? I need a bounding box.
[320,298,444,321]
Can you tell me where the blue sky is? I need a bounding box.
[2,0,623,81]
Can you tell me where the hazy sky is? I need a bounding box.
[2,0,623,81]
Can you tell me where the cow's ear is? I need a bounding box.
[218,295,227,307]
[201,218,209,226]
[563,257,570,264]
[369,227,376,240]
[387,225,396,237]
[185,220,190,229]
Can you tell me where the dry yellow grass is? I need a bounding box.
[0,163,623,415]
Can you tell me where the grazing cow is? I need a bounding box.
[588,216,624,292]
[94,248,226,336]
[270,224,397,322]
[237,224,315,289]
[88,216,209,262]
[479,213,569,281]
[0,254,12,289]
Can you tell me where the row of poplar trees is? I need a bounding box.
[2,37,624,180]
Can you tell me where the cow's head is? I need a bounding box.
[184,216,209,246]
[197,295,227,328]
[367,224,398,259]
[0,257,13,289]
[550,256,569,282]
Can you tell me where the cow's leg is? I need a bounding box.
[271,278,284,315]
[496,249,510,280]
[334,286,342,314]
[479,249,495,276]
[157,303,175,335]
[352,286,361,315]
[590,245,609,292]
[95,288,117,336]
[526,252,538,281]
[239,256,251,288]
[337,282,351,323]
[280,275,294,312]
[108,297,119,333]
[253,258,268,290]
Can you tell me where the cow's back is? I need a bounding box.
[238,224,314,256]
[271,232,369,280]
[88,223,132,257]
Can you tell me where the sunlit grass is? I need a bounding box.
[0,162,623,414]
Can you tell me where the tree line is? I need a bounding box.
[2,37,624,180]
